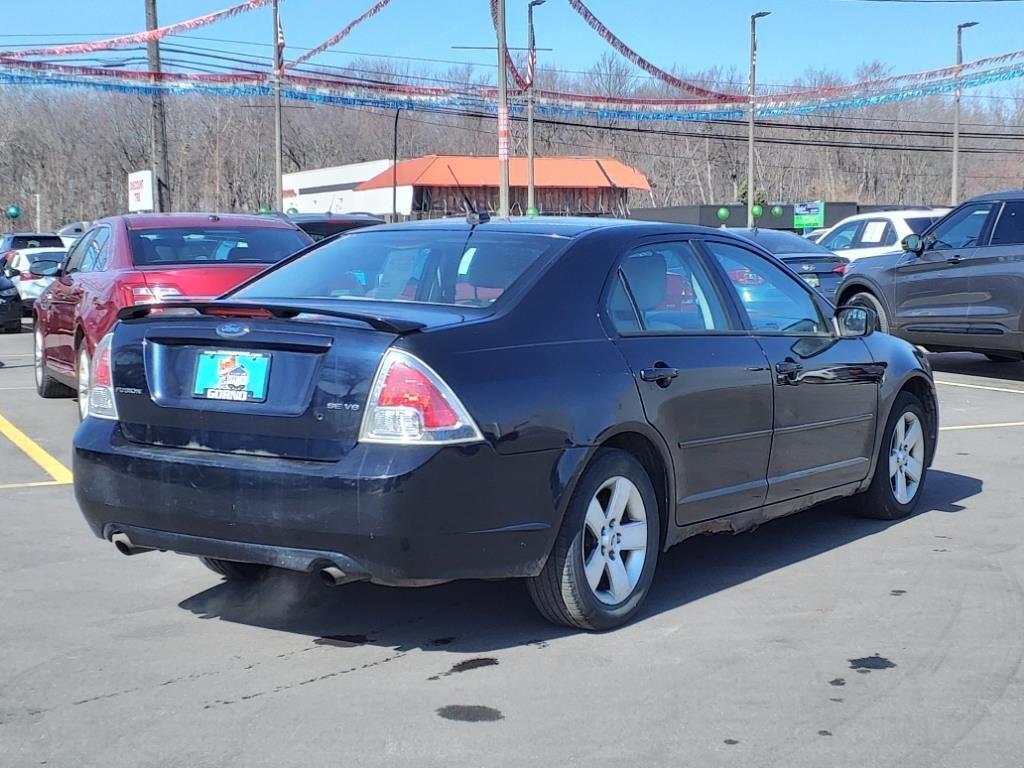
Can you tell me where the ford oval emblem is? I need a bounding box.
[216,322,250,338]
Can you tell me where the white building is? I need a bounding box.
[282,160,413,217]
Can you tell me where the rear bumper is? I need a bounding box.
[73,419,578,583]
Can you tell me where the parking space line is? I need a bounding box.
[935,379,1024,395]
[0,480,68,491]
[940,421,1024,432]
[0,413,72,484]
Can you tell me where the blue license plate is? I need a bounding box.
[193,351,271,403]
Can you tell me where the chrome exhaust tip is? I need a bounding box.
[111,532,154,556]
[318,566,348,586]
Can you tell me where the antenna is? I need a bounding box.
[447,164,490,226]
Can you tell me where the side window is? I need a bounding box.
[820,221,862,251]
[928,203,996,250]
[63,231,95,275]
[704,241,829,336]
[612,241,730,334]
[990,202,1024,246]
[857,219,894,248]
[81,227,111,273]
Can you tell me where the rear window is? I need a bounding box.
[129,227,310,266]
[734,229,832,255]
[10,235,63,249]
[906,217,940,235]
[233,230,562,308]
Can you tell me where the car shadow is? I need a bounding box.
[928,352,1024,383]
[177,469,981,652]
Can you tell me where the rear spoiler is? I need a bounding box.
[117,301,425,334]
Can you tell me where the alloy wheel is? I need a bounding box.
[889,411,925,504]
[581,475,648,605]
[34,327,44,389]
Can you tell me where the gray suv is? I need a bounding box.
[837,190,1024,362]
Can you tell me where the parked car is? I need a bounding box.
[73,217,937,630]
[287,212,385,241]
[0,232,65,262]
[838,191,1024,362]
[817,208,949,261]
[0,271,22,332]
[4,247,67,312]
[729,228,850,303]
[32,213,312,417]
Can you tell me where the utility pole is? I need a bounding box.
[526,0,545,216]
[272,0,284,212]
[496,0,509,217]
[392,109,400,222]
[145,0,171,212]
[952,21,978,207]
[747,11,769,228]
[34,192,41,232]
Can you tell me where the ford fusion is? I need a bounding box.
[73,218,937,630]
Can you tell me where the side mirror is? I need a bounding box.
[29,259,62,278]
[902,233,924,255]
[836,305,876,338]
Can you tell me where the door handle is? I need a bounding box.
[639,366,681,384]
[947,254,964,265]
[775,360,804,384]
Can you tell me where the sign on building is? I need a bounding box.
[128,170,155,212]
[793,200,825,229]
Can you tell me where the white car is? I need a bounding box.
[3,247,66,310]
[817,208,950,261]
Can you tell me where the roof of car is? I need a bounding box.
[966,189,1024,203]
[287,213,385,224]
[373,216,736,238]
[826,208,949,225]
[100,213,302,230]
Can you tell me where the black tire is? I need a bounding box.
[984,353,1021,363]
[200,557,272,581]
[854,391,929,520]
[34,324,74,398]
[847,290,890,334]
[527,448,660,630]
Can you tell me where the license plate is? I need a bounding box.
[801,274,820,288]
[193,351,271,402]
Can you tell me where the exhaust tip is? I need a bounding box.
[319,566,347,586]
[111,532,153,556]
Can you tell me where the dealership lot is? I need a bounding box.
[2,321,1024,767]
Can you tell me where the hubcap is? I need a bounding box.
[77,347,90,419]
[889,411,925,505]
[582,476,648,606]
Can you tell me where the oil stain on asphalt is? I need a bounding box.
[436,705,504,723]
[428,657,499,680]
[828,678,846,687]
[848,655,896,671]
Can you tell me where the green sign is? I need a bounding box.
[793,201,825,229]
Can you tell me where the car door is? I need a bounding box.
[72,225,116,350]
[962,200,1024,354]
[607,239,775,524]
[701,239,882,504]
[46,229,94,375]
[894,201,997,350]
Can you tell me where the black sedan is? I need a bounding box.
[0,272,22,333]
[73,218,937,630]
[730,227,850,303]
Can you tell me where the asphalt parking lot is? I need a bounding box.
[2,321,1023,768]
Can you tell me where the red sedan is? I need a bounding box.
[32,213,312,417]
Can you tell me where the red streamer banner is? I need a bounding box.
[567,0,743,103]
[288,0,394,69]
[3,0,273,59]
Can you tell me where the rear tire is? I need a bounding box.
[854,391,929,520]
[847,291,890,334]
[527,449,660,630]
[3,322,20,333]
[200,557,272,581]
[34,324,73,398]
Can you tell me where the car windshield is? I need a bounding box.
[906,216,940,234]
[733,228,833,255]
[129,227,309,266]
[232,229,563,308]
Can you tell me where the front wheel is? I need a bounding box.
[527,449,660,630]
[854,391,930,520]
[847,291,890,334]
[34,325,74,399]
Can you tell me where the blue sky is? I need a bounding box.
[2,0,1022,89]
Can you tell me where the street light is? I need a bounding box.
[747,11,770,228]
[526,0,546,217]
[952,21,978,206]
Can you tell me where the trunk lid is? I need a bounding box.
[137,264,268,300]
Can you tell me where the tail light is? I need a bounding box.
[88,333,118,421]
[728,268,765,286]
[832,264,848,275]
[20,272,39,281]
[129,285,182,304]
[359,349,482,445]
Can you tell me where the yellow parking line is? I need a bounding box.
[0,480,68,491]
[935,379,1024,395]
[0,413,72,484]
[940,421,1024,432]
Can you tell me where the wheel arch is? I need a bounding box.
[836,278,880,308]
